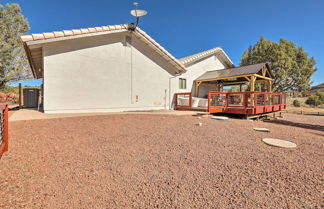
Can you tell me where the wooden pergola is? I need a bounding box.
[195,63,273,96]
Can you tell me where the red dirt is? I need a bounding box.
[0,113,323,208]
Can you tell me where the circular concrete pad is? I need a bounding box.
[253,127,270,132]
[262,138,297,148]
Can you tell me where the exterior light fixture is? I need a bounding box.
[129,2,148,30]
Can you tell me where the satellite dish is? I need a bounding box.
[128,2,148,30]
[130,9,148,18]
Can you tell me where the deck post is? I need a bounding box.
[19,83,22,109]
[250,76,256,91]
[195,81,202,97]
[268,80,272,92]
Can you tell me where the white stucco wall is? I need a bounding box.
[42,32,178,113]
[176,55,226,98]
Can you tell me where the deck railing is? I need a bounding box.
[174,92,192,109]
[0,103,9,159]
[208,92,227,113]
[208,91,286,115]
[175,91,286,115]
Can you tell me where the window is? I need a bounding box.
[179,78,187,89]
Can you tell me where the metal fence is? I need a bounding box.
[0,103,9,159]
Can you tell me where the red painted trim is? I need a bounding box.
[207,92,210,112]
[175,92,192,109]
[0,103,9,159]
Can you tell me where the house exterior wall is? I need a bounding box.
[176,55,226,98]
[43,32,178,113]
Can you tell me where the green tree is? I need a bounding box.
[240,37,317,92]
[0,3,30,89]
[316,91,324,102]
[228,85,240,92]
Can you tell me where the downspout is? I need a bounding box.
[130,39,134,104]
[169,73,181,110]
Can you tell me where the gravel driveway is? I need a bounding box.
[0,113,323,208]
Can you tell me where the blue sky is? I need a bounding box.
[4,0,324,86]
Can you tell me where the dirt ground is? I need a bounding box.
[0,113,323,208]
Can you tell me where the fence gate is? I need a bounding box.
[0,104,9,159]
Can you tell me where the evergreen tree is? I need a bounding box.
[0,3,30,89]
[240,37,317,92]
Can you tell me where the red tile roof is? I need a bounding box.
[21,24,129,42]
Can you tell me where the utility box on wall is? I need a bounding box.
[23,88,39,108]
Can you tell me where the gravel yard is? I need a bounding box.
[0,113,323,208]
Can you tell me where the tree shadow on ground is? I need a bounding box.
[308,132,324,137]
[265,119,324,132]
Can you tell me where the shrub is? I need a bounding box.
[316,91,324,102]
[305,95,322,107]
[293,100,301,107]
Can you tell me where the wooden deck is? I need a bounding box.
[175,106,208,112]
[175,91,286,116]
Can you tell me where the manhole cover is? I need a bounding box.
[253,128,270,132]
[262,138,297,148]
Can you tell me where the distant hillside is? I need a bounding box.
[310,83,324,92]
[0,86,19,94]
[0,85,41,95]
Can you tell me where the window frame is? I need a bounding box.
[179,78,187,89]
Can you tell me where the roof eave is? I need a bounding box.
[133,29,187,74]
[265,63,274,78]
[23,42,38,79]
[21,25,187,76]
[180,47,234,68]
